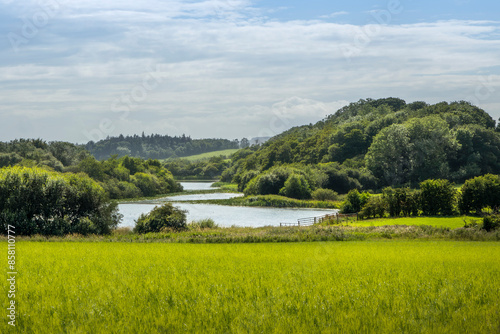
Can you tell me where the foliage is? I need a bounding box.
[0,166,120,235]
[359,196,386,219]
[311,188,338,201]
[341,189,370,213]
[382,187,420,217]
[134,203,187,233]
[163,156,232,179]
[459,174,500,214]
[227,98,500,193]
[279,173,312,199]
[419,179,457,216]
[86,133,241,160]
[482,215,500,232]
[194,194,339,209]
[188,218,219,230]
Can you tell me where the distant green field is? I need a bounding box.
[7,241,500,333]
[167,149,239,162]
[353,216,480,229]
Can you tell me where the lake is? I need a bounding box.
[118,182,338,228]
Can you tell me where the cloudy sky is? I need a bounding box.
[1,0,499,143]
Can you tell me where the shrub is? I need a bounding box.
[359,196,386,219]
[188,219,219,230]
[341,189,370,213]
[134,203,187,233]
[459,174,500,215]
[311,188,338,201]
[382,187,420,217]
[279,173,312,199]
[420,179,457,216]
[0,166,120,236]
[482,215,500,232]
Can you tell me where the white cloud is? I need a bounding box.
[320,11,349,19]
[0,1,499,142]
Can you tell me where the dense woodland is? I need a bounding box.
[85,133,244,160]
[221,98,500,197]
[0,139,182,200]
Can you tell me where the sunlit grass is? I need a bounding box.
[5,241,500,333]
[352,216,479,229]
[164,149,240,162]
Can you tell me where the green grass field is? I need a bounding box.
[166,149,239,162]
[5,241,500,333]
[352,216,480,229]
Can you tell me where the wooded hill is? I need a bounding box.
[0,139,182,199]
[222,98,500,195]
[85,133,241,160]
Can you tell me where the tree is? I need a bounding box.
[405,116,458,183]
[0,166,120,236]
[419,179,456,216]
[341,189,369,213]
[459,174,500,214]
[311,188,338,201]
[134,203,187,233]
[359,196,386,219]
[279,173,311,199]
[366,124,412,186]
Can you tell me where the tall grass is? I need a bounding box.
[4,241,500,333]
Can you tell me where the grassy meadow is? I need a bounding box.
[351,216,479,229]
[165,149,239,162]
[4,241,500,333]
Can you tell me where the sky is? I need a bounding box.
[1,0,499,144]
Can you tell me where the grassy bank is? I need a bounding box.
[8,223,500,243]
[6,241,500,333]
[164,149,239,162]
[181,194,340,209]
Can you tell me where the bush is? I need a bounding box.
[382,187,420,217]
[188,219,219,230]
[459,174,500,215]
[359,196,386,219]
[279,173,311,199]
[420,179,457,216]
[482,215,500,232]
[134,203,187,233]
[312,188,338,201]
[0,166,120,236]
[341,189,370,213]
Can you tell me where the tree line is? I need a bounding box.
[0,139,183,200]
[85,133,249,160]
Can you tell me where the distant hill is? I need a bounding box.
[222,98,500,194]
[85,134,241,161]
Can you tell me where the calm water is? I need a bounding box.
[118,182,337,228]
[118,203,336,228]
[180,182,217,191]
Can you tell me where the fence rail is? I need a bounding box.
[280,212,358,227]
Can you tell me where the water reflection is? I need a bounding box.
[118,203,336,228]
[118,181,338,228]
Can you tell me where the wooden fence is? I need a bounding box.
[280,212,358,227]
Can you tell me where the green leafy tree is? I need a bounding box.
[459,174,500,214]
[279,174,312,199]
[366,124,412,186]
[311,188,338,201]
[359,196,386,219]
[134,203,187,233]
[419,179,456,216]
[0,166,120,236]
[341,189,370,213]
